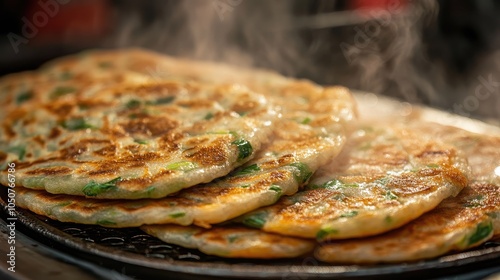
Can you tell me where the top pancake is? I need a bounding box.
[0,78,277,199]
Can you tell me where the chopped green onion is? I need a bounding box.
[83,177,121,196]
[166,161,197,172]
[204,112,214,120]
[385,215,393,224]
[289,162,312,184]
[316,227,338,240]
[59,72,73,80]
[301,117,312,124]
[126,99,141,109]
[340,211,358,218]
[228,235,239,243]
[50,86,76,99]
[61,118,94,130]
[134,139,148,145]
[235,164,260,176]
[147,96,175,105]
[241,212,268,229]
[16,90,33,104]
[467,221,493,246]
[269,185,282,196]
[169,212,186,218]
[232,139,253,161]
[385,190,398,200]
[7,145,26,160]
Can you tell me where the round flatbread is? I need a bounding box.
[1,80,277,199]
[142,225,315,259]
[236,124,470,240]
[316,122,500,263]
[315,182,497,263]
[14,84,355,227]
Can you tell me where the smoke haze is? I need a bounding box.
[102,0,499,121]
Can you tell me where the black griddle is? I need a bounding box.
[1,187,499,280]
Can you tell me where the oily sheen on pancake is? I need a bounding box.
[0,80,277,199]
[316,123,500,263]
[236,124,470,240]
[140,121,496,261]
[142,122,497,261]
[14,83,353,227]
[315,181,498,263]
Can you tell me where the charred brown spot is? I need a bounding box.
[14,156,59,169]
[7,108,27,120]
[257,170,287,186]
[2,123,16,138]
[45,103,74,116]
[25,166,72,176]
[33,135,46,146]
[415,148,454,164]
[159,131,184,143]
[121,177,154,188]
[124,152,161,167]
[48,127,62,139]
[86,168,118,176]
[93,145,116,156]
[90,152,161,174]
[60,143,88,158]
[417,168,441,177]
[187,185,233,198]
[232,99,260,113]
[77,99,112,109]
[390,174,436,196]
[0,152,7,162]
[441,167,468,188]
[60,139,110,158]
[184,136,209,147]
[185,138,228,166]
[132,83,180,97]
[278,154,295,165]
[176,99,213,108]
[122,116,179,137]
[260,154,296,169]
[59,139,69,146]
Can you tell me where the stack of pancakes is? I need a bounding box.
[1,49,498,263]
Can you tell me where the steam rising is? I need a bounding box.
[106,0,306,76]
[104,0,499,121]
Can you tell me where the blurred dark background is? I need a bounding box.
[1,0,499,121]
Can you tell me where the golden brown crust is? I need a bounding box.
[1,80,277,199]
[236,124,470,240]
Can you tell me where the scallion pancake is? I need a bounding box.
[13,80,355,227]
[316,122,500,263]
[1,80,277,199]
[142,224,314,259]
[235,124,470,240]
